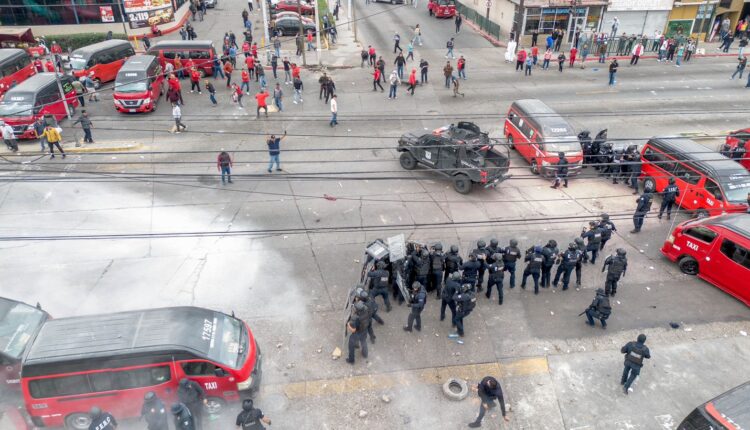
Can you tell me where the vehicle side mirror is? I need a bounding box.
[214,368,227,377]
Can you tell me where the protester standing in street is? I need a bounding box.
[72,110,93,143]
[408,68,417,95]
[443,61,453,87]
[1,121,18,152]
[273,83,283,112]
[468,376,510,428]
[33,117,47,151]
[329,94,338,127]
[732,56,747,79]
[608,58,618,86]
[204,80,217,106]
[388,70,400,99]
[267,131,286,172]
[446,38,455,59]
[217,151,233,184]
[455,14,462,33]
[172,103,187,133]
[419,58,429,83]
[42,123,64,158]
[255,88,269,118]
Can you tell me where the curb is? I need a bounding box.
[462,19,504,48]
[65,142,143,153]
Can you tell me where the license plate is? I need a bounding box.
[129,109,135,113]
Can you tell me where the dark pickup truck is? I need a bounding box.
[397,122,511,194]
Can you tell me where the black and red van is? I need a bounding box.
[0,48,35,97]
[504,99,583,176]
[0,297,49,402]
[113,55,164,113]
[722,128,750,170]
[21,306,262,430]
[640,137,750,217]
[68,39,134,86]
[0,72,78,139]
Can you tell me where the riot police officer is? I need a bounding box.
[88,407,117,430]
[574,237,586,286]
[625,150,642,194]
[346,301,370,364]
[471,240,489,291]
[552,243,579,291]
[487,238,500,260]
[602,248,628,296]
[598,142,614,177]
[367,260,391,312]
[141,392,168,430]
[171,403,195,430]
[578,130,593,166]
[631,187,653,233]
[441,271,461,323]
[403,281,426,332]
[620,334,651,395]
[485,254,505,305]
[581,221,603,264]
[658,177,680,220]
[584,288,611,329]
[460,254,482,289]
[501,239,521,288]
[413,249,431,288]
[236,398,272,429]
[521,246,544,294]
[177,378,206,430]
[540,239,559,288]
[359,289,383,343]
[444,244,463,282]
[452,283,477,337]
[430,243,446,298]
[599,213,617,251]
[730,140,746,160]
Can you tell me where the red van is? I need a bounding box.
[0,72,78,139]
[113,55,164,113]
[0,49,36,97]
[722,128,750,170]
[68,39,134,86]
[662,213,750,307]
[504,99,583,176]
[22,306,262,430]
[640,137,750,217]
[146,40,216,77]
[428,0,456,18]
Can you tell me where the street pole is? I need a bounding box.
[352,0,358,42]
[697,0,709,42]
[347,0,352,29]
[297,0,307,66]
[313,0,322,65]
[116,0,129,38]
[261,0,271,64]
[513,0,525,43]
[54,68,72,120]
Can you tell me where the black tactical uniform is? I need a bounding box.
[471,240,489,290]
[346,302,370,364]
[430,243,446,298]
[444,245,463,282]
[236,399,270,430]
[621,334,650,394]
[540,240,559,288]
[360,290,383,343]
[585,288,611,328]
[602,248,628,296]
[441,272,460,322]
[553,243,579,290]
[413,249,431,288]
[485,254,505,304]
[581,221,603,264]
[574,237,586,285]
[501,239,521,288]
[460,254,482,289]
[88,408,117,430]
[403,282,426,332]
[658,177,680,220]
[141,392,168,430]
[367,261,391,311]
[521,246,544,294]
[632,190,653,233]
[171,403,195,430]
[599,213,617,251]
[452,284,476,337]
[176,379,205,430]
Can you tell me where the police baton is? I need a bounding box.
[578,309,587,317]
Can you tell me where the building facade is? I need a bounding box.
[601,0,673,37]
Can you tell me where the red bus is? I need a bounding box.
[113,55,164,113]
[21,306,262,430]
[640,138,750,217]
[68,40,134,86]
[0,297,49,403]
[428,0,456,18]
[0,73,78,139]
[662,213,750,307]
[0,49,36,97]
[504,99,583,176]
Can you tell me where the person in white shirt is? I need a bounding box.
[172,104,187,133]
[1,121,18,152]
[329,95,338,127]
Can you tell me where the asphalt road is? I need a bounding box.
[1,1,749,429]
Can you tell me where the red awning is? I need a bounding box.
[0,28,36,43]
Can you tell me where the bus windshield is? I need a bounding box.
[115,80,148,93]
[0,100,34,117]
[207,314,245,369]
[545,136,581,154]
[0,301,46,361]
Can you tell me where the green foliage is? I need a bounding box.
[45,33,129,52]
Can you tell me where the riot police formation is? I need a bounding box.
[540,240,559,288]
[358,289,384,343]
[141,392,168,430]
[236,398,272,430]
[176,378,206,430]
[346,301,370,364]
[412,249,432,290]
[404,281,426,332]
[444,244,463,282]
[620,334,651,395]
[553,242,580,291]
[471,240,490,291]
[583,288,612,329]
[441,271,461,323]
[88,407,117,430]
[598,213,617,251]
[430,243,446,299]
[501,239,521,288]
[521,246,544,294]
[574,237,587,286]
[632,186,654,233]
[602,248,628,296]
[581,221,603,264]
[460,253,482,290]
[658,177,680,220]
[171,403,196,430]
[452,283,477,337]
[485,254,505,304]
[367,260,392,312]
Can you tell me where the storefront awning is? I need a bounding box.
[0,28,36,43]
[524,0,609,7]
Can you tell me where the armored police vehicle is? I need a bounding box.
[397,122,511,194]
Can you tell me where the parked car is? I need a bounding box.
[205,0,217,7]
[272,0,313,14]
[272,11,314,24]
[273,17,316,36]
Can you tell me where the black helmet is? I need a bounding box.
[533,245,542,253]
[450,271,462,281]
[354,302,367,313]
[359,290,369,300]
[411,281,421,290]
[144,391,156,402]
[547,239,557,248]
[510,239,518,247]
[477,240,486,248]
[616,248,627,256]
[589,221,597,227]
[469,253,477,261]
[490,238,498,247]
[421,249,429,258]
[574,237,584,245]
[492,253,502,262]
[637,334,647,343]
[242,399,254,411]
[90,407,102,418]
[668,177,676,184]
[376,261,387,269]
[433,242,443,251]
[462,283,472,292]
[601,213,610,221]
[569,242,577,250]
[171,403,184,415]
[450,245,459,253]
[596,288,605,295]
[558,151,565,158]
[179,378,190,388]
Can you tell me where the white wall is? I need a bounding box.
[602,10,669,35]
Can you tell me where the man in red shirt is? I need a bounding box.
[245,55,255,80]
[189,67,202,94]
[44,60,55,72]
[50,42,62,55]
[241,69,250,93]
[516,48,527,72]
[368,46,376,66]
[168,74,184,105]
[33,58,43,73]
[531,46,539,66]
[569,46,577,68]
[373,67,384,91]
[255,89,269,118]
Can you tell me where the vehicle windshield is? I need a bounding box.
[206,314,245,369]
[68,57,88,70]
[545,136,581,154]
[0,100,34,117]
[721,178,750,202]
[438,0,455,4]
[115,80,148,93]
[0,301,47,361]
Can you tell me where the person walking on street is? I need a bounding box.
[468,376,510,428]
[1,121,18,152]
[329,94,338,127]
[172,104,187,133]
[732,56,747,79]
[205,80,217,106]
[657,177,679,220]
[393,32,403,53]
[557,52,566,72]
[72,110,93,143]
[217,151,233,184]
[408,68,417,95]
[621,334,651,395]
[189,67,202,93]
[608,58,618,85]
[524,55,532,76]
[42,124,64,158]
[33,117,47,151]
[240,68,250,94]
[685,39,695,61]
[446,38,455,59]
[223,60,233,88]
[307,29,314,51]
[451,75,464,97]
[71,78,86,107]
[83,72,98,101]
[388,70,400,99]
[598,42,607,63]
[739,37,748,59]
[516,48,526,71]
[394,53,406,79]
[455,14,462,33]
[419,58,429,83]
[413,24,423,45]
[232,83,244,108]
[273,83,283,112]
[267,131,286,172]
[283,57,292,83]
[631,185,653,233]
[443,61,453,87]
[630,41,644,65]
[406,41,414,61]
[255,88,269,118]
[457,56,466,79]
[675,44,685,67]
[293,76,304,103]
[569,46,577,68]
[542,48,552,70]
[373,67,384,91]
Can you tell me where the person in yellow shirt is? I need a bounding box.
[42,125,65,159]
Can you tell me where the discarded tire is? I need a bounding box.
[442,378,469,401]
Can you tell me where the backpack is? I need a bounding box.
[463,292,477,315]
[597,297,612,317]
